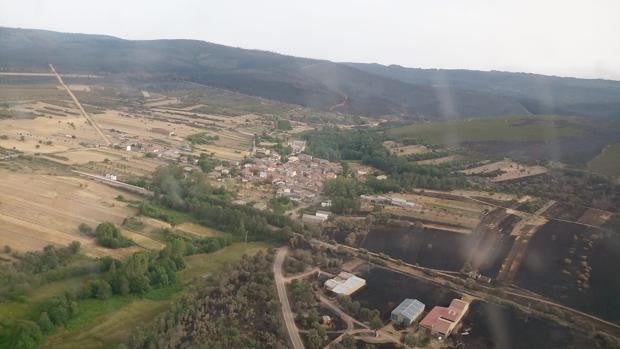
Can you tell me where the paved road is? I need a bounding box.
[50,64,111,146]
[274,247,305,349]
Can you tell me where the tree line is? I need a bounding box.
[147,165,303,242]
[303,127,467,192]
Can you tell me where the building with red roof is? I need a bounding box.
[419,299,470,339]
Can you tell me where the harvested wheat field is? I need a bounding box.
[0,170,142,258]
[174,222,221,238]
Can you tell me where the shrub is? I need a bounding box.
[94,223,133,249]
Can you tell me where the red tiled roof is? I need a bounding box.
[420,299,468,336]
[420,307,449,329]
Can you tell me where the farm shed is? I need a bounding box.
[390,298,425,325]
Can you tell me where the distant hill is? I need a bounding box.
[1,27,618,119]
[346,63,620,118]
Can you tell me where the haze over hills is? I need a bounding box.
[1,27,619,119]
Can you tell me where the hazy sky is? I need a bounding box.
[1,0,619,80]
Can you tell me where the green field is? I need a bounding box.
[16,242,271,349]
[387,116,580,145]
[588,142,620,177]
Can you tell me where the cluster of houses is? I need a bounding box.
[236,150,341,203]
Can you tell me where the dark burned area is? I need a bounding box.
[453,301,601,349]
[352,266,459,319]
[462,119,620,165]
[515,220,620,324]
[361,224,471,271]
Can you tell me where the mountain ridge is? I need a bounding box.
[1,27,618,119]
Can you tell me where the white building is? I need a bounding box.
[315,210,331,220]
[324,272,366,296]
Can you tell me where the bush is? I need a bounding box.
[78,223,93,236]
[95,223,133,249]
[9,320,42,349]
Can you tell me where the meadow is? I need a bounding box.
[588,142,620,178]
[386,116,580,144]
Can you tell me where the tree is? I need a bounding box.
[10,320,42,349]
[37,312,54,334]
[91,279,113,299]
[341,335,356,349]
[370,315,383,336]
[78,223,93,236]
[68,241,81,254]
[95,222,133,249]
[401,332,416,348]
[306,328,323,349]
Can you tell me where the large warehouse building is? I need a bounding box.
[324,272,366,296]
[390,298,425,325]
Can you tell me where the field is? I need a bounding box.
[383,141,429,156]
[514,220,620,324]
[35,242,269,349]
[387,116,580,144]
[588,142,620,178]
[361,224,472,271]
[462,160,548,182]
[457,301,599,349]
[371,192,488,230]
[387,116,620,164]
[0,170,140,258]
[353,266,459,319]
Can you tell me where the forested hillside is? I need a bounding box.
[347,63,620,118]
[4,27,618,119]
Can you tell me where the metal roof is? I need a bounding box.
[391,299,425,320]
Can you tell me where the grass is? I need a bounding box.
[588,142,620,177]
[40,241,270,349]
[387,116,580,145]
[0,276,89,322]
[64,296,135,331]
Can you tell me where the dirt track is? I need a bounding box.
[50,64,111,146]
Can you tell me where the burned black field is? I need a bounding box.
[454,301,600,349]
[361,224,471,271]
[352,266,459,319]
[515,220,620,324]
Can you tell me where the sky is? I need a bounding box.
[1,0,619,80]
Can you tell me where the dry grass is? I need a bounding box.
[0,170,139,258]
